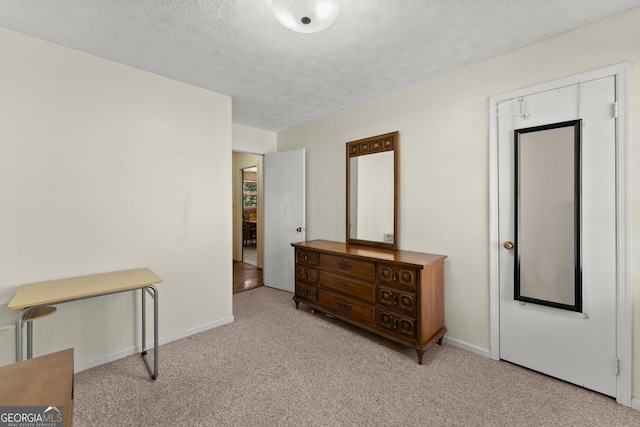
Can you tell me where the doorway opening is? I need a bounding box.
[241,166,258,265]
[232,152,264,294]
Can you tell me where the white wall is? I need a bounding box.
[232,123,277,154]
[277,8,640,399]
[0,28,233,369]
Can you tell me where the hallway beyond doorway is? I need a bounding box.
[233,261,263,294]
[243,246,257,266]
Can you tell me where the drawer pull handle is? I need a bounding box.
[393,271,399,281]
[337,301,352,311]
[393,319,398,329]
[337,261,352,270]
[394,295,398,305]
[337,281,352,288]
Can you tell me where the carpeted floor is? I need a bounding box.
[73,286,640,426]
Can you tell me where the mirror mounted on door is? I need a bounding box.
[346,131,398,250]
[514,120,582,312]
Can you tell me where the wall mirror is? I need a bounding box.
[515,120,582,312]
[346,131,398,250]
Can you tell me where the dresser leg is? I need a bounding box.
[416,349,425,365]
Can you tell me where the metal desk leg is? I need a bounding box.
[15,310,27,362]
[141,285,159,380]
[27,321,34,359]
[15,307,58,361]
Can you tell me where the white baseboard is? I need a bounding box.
[631,398,640,411]
[74,315,235,373]
[442,336,491,359]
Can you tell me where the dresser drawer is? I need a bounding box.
[319,254,375,281]
[296,249,318,266]
[319,271,376,303]
[377,309,417,339]
[318,289,375,324]
[377,264,419,289]
[378,287,417,315]
[295,282,317,304]
[296,265,318,285]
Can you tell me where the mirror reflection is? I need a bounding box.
[346,131,398,249]
[349,152,394,242]
[515,120,582,312]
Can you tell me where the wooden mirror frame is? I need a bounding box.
[346,131,399,250]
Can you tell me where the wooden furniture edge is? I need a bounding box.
[291,240,447,267]
[0,348,74,426]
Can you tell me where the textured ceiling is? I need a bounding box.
[1,0,639,131]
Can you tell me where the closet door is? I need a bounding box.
[497,77,617,397]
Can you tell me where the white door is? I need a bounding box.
[497,76,617,396]
[263,149,305,292]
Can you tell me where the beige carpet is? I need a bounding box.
[73,286,640,426]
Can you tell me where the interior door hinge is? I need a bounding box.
[613,102,619,119]
[614,358,620,375]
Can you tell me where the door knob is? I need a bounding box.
[503,241,514,250]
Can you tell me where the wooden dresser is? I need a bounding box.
[291,240,446,364]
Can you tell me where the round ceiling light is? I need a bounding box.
[271,0,340,33]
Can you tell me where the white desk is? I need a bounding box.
[8,268,162,379]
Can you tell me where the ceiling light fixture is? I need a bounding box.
[271,0,340,33]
